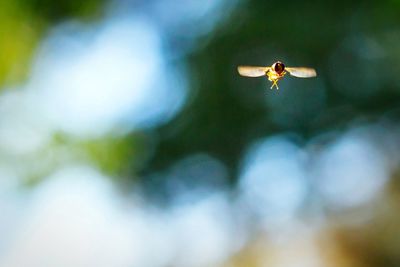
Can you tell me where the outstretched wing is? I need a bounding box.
[286,67,317,78]
[237,66,269,77]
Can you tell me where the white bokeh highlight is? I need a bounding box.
[0,165,238,267]
[313,129,390,208]
[239,135,308,226]
[28,17,187,137]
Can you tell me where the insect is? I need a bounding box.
[237,61,317,89]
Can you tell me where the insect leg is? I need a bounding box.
[270,79,279,89]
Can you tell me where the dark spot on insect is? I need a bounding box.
[273,61,285,74]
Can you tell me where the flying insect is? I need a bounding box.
[237,61,317,89]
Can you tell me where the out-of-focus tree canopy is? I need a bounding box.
[2,1,400,266]
[0,0,104,86]
[143,0,400,184]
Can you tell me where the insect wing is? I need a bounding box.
[237,66,269,77]
[286,67,317,78]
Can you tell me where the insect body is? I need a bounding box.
[237,61,317,89]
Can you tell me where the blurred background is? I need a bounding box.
[1,0,400,266]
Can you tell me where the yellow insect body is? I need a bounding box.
[266,69,286,89]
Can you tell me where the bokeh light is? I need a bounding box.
[239,135,308,227]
